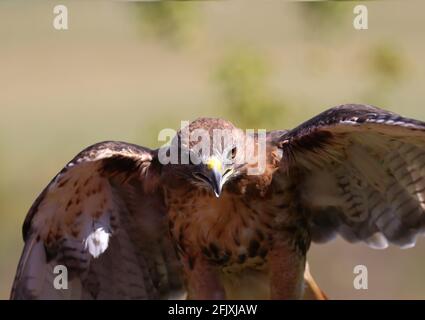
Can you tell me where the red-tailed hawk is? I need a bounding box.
[10,104,425,299]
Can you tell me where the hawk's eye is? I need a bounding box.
[229,147,237,160]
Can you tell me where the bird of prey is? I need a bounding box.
[10,104,425,300]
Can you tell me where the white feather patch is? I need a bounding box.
[366,232,389,249]
[84,227,111,258]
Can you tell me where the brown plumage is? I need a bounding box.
[10,104,425,299]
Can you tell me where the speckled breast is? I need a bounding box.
[164,183,283,273]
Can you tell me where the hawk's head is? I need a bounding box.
[171,117,249,197]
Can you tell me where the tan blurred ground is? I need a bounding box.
[1,0,425,299]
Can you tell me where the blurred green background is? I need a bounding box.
[2,0,425,299]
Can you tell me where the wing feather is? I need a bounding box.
[10,141,184,299]
[271,104,425,248]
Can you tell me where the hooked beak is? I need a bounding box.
[204,156,225,197]
[210,168,223,198]
[192,167,223,197]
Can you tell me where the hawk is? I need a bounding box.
[10,104,425,299]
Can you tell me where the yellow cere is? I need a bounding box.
[206,157,223,172]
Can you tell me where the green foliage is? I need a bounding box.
[363,43,406,105]
[213,49,285,128]
[369,43,405,83]
[133,1,198,46]
[299,2,347,33]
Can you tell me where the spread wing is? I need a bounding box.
[270,104,425,249]
[10,141,184,300]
